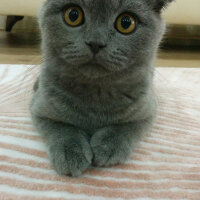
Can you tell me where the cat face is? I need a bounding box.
[40,0,173,74]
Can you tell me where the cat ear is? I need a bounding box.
[153,0,175,13]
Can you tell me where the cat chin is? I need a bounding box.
[78,63,112,79]
[59,57,130,79]
[103,62,127,72]
[89,58,128,69]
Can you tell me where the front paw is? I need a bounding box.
[91,128,132,167]
[49,138,93,177]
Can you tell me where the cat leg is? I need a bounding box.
[91,119,153,166]
[32,116,93,176]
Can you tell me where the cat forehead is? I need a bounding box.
[83,0,121,8]
[80,0,146,8]
[45,0,150,18]
[47,0,147,10]
[79,0,121,12]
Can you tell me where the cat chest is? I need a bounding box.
[53,93,135,129]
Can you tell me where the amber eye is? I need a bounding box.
[64,6,84,27]
[115,13,136,34]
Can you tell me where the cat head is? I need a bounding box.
[39,0,174,78]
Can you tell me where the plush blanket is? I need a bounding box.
[0,64,200,200]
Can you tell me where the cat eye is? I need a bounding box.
[115,13,136,34]
[64,6,84,27]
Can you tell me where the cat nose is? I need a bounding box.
[85,41,107,54]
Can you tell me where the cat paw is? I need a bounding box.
[49,138,93,177]
[91,128,131,167]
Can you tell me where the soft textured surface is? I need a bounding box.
[0,64,200,200]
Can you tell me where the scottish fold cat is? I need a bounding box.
[30,0,174,176]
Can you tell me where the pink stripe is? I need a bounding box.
[1,164,200,190]
[0,176,200,199]
[0,142,47,158]
[2,155,200,173]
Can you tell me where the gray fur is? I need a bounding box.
[30,0,174,176]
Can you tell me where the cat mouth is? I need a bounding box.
[84,58,108,71]
[89,56,100,65]
[85,62,107,71]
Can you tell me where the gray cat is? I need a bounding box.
[30,0,174,176]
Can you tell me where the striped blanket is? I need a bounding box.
[0,64,200,200]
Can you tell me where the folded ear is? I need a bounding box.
[153,0,175,13]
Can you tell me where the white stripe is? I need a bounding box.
[0,148,48,163]
[1,161,198,180]
[157,115,200,129]
[139,141,200,158]
[0,185,118,200]
[0,161,52,174]
[126,159,199,167]
[0,171,64,185]
[0,115,31,122]
[145,136,200,152]
[0,122,34,129]
[0,135,46,151]
[0,65,29,84]
[154,124,199,136]
[0,127,39,136]
[147,133,200,150]
[0,172,199,193]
